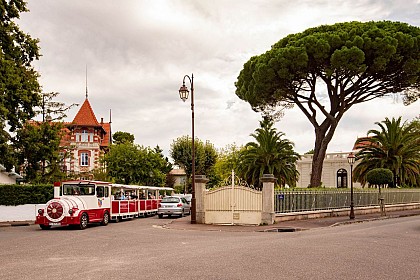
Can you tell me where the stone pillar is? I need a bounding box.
[261,174,276,225]
[195,175,209,224]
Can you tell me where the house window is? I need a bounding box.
[337,169,348,188]
[81,153,89,166]
[81,130,88,142]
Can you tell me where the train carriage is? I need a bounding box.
[110,184,140,221]
[35,180,173,230]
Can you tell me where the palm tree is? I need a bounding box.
[354,117,420,187]
[238,118,300,187]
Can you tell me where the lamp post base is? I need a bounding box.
[190,197,196,224]
[349,203,355,220]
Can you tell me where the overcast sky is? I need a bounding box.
[19,0,420,159]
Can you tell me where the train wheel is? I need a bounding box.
[79,213,88,230]
[158,214,163,219]
[101,212,109,226]
[40,224,51,230]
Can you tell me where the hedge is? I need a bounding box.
[0,184,53,206]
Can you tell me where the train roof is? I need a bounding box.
[60,180,112,185]
[58,180,173,191]
[110,183,173,191]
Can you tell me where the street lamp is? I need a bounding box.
[347,152,355,219]
[178,73,196,224]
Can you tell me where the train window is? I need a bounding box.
[63,185,72,195]
[80,186,95,195]
[96,186,104,198]
[63,184,95,196]
[104,187,109,197]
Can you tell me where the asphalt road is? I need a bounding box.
[1,215,419,280]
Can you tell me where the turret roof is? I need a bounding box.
[72,98,100,126]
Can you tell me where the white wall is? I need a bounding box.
[296,152,362,188]
[0,204,44,222]
[0,172,17,184]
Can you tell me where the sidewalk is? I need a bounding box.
[163,208,420,232]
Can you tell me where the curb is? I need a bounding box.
[0,221,34,227]
[330,211,420,227]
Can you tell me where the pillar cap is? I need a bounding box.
[260,174,277,183]
[195,175,209,183]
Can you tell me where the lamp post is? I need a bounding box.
[178,73,196,224]
[347,152,355,219]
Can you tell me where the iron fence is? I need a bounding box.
[274,189,420,213]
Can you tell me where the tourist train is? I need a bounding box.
[35,180,173,230]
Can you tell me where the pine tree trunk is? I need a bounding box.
[310,146,328,188]
[309,122,337,188]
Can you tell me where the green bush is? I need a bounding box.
[173,185,185,194]
[0,184,53,206]
[366,168,393,186]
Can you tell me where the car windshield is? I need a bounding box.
[161,197,180,203]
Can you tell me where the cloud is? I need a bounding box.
[18,0,420,160]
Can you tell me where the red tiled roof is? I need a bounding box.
[353,136,376,150]
[101,122,111,147]
[72,98,100,126]
[59,127,71,147]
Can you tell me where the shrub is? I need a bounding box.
[0,184,53,206]
[173,185,185,194]
[366,168,393,187]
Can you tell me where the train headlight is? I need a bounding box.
[68,209,74,215]
[38,209,44,215]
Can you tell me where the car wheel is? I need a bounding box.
[101,211,109,226]
[158,214,163,219]
[79,213,88,230]
[40,224,51,230]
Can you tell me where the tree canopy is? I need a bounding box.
[14,120,64,183]
[213,144,244,184]
[170,136,218,189]
[103,142,172,186]
[112,131,135,145]
[236,21,420,187]
[13,92,75,183]
[0,0,41,170]
[238,118,300,187]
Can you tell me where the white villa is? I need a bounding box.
[296,152,362,188]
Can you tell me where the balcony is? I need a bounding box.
[71,142,100,149]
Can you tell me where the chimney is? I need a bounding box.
[101,117,103,124]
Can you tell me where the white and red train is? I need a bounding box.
[35,180,173,230]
